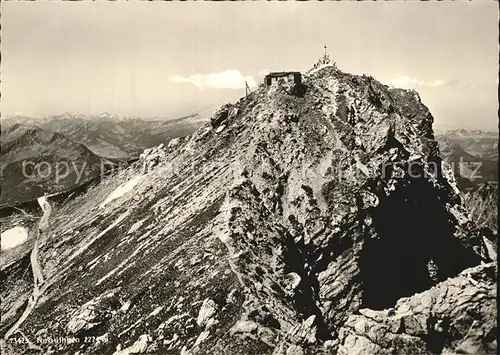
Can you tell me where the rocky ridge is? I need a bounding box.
[0,63,496,354]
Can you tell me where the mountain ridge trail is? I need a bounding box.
[3,195,50,341]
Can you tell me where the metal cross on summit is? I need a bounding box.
[322,44,331,62]
[322,44,332,64]
[309,43,337,71]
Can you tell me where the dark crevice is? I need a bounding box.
[376,122,410,158]
[359,178,482,310]
[423,315,450,354]
[281,227,332,341]
[292,84,308,98]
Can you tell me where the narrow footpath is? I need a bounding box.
[4,195,51,341]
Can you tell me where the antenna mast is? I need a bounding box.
[245,81,251,97]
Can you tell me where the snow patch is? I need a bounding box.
[147,306,164,319]
[1,227,29,250]
[215,125,226,133]
[127,218,148,235]
[194,330,210,347]
[120,301,132,313]
[100,176,143,209]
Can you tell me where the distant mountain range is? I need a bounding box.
[463,181,498,233]
[436,129,498,190]
[2,113,207,159]
[436,129,498,161]
[0,114,207,207]
[435,129,498,233]
[0,123,110,207]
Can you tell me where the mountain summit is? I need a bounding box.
[1,64,496,354]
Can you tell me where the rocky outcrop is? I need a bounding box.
[66,291,121,336]
[1,63,495,354]
[338,263,497,355]
[210,104,240,131]
[139,143,168,172]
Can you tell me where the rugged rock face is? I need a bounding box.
[1,64,496,354]
[338,263,497,355]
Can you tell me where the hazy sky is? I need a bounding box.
[1,2,498,130]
